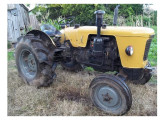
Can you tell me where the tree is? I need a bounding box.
[31,4,156,27]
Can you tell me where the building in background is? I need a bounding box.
[7,4,39,43]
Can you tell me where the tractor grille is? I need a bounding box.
[143,39,152,61]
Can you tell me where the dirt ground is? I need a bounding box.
[8,60,157,116]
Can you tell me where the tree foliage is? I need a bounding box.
[31,4,156,26]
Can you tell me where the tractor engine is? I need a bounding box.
[74,35,120,72]
[77,10,120,71]
[62,10,121,72]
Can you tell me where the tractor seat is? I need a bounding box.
[40,24,61,37]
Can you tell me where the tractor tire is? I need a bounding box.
[132,62,152,85]
[61,58,82,71]
[15,34,57,88]
[89,74,132,115]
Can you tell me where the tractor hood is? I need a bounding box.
[60,26,155,48]
[72,26,155,37]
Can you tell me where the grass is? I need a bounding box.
[8,59,157,116]
[8,51,14,61]
[148,26,157,66]
[84,67,94,72]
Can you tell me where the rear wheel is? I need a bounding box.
[89,74,132,115]
[15,34,56,88]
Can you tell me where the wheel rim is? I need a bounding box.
[19,49,37,80]
[93,84,122,111]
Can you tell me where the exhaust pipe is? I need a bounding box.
[94,10,105,38]
[113,5,120,26]
[92,10,105,56]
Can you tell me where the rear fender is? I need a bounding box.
[26,29,56,46]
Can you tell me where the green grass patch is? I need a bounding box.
[8,51,14,61]
[84,67,94,72]
[148,26,157,66]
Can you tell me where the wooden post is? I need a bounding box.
[148,15,150,27]
[132,15,134,26]
[141,15,143,27]
[153,11,154,26]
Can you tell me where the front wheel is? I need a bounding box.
[89,74,132,115]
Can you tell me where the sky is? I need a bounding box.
[27,4,35,11]
[149,4,157,10]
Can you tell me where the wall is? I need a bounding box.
[7,4,30,43]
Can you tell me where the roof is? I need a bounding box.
[7,4,29,11]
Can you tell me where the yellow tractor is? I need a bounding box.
[15,6,155,115]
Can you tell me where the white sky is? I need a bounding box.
[27,4,35,11]
[149,4,157,10]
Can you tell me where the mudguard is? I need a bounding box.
[27,29,56,46]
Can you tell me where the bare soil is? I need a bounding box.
[8,60,157,116]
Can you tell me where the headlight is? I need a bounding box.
[125,46,133,56]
